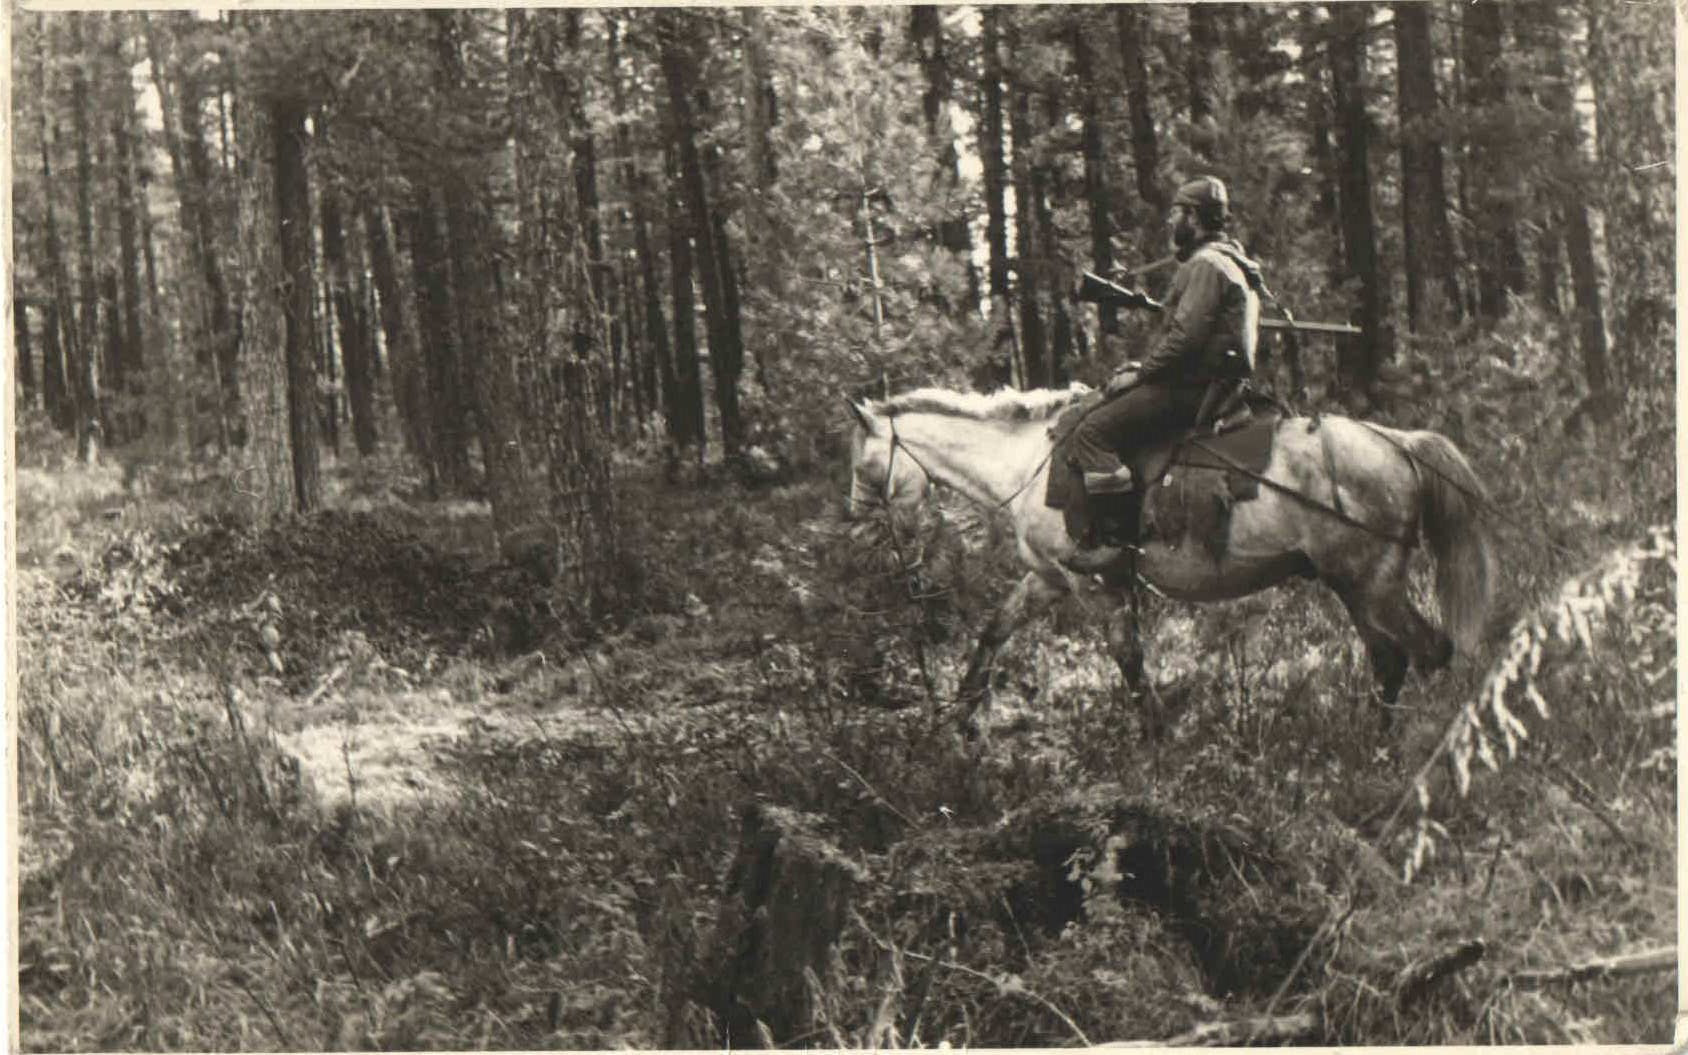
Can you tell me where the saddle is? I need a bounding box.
[1045,386,1281,554]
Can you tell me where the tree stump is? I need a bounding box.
[692,802,867,1047]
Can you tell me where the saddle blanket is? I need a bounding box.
[1044,392,1280,556]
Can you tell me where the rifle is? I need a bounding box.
[1075,270,1361,335]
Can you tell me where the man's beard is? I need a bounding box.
[1172,218,1199,256]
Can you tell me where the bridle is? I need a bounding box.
[878,413,1052,516]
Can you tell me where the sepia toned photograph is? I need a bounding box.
[9,1,1676,1048]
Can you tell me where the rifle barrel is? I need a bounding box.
[1258,318,1362,335]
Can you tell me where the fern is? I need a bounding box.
[1399,525,1675,881]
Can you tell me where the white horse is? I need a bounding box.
[844,385,1496,737]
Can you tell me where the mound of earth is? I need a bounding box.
[159,510,558,686]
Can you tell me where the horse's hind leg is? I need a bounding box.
[1333,549,1453,729]
[958,570,1066,737]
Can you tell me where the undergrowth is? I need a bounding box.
[14,322,1675,1050]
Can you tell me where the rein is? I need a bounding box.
[1184,435,1415,546]
[885,413,1052,515]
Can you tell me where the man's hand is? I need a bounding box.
[1104,367,1139,397]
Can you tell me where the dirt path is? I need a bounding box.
[271,672,622,817]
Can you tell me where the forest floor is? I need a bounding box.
[12,386,1677,1049]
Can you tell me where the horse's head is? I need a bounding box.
[844,398,930,520]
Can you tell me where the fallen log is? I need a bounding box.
[1506,946,1675,988]
[1104,1010,1319,1047]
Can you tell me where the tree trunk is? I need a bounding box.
[607,15,673,437]
[1187,3,1221,162]
[659,12,745,456]
[1537,3,1614,420]
[1115,7,1164,228]
[1461,0,1528,321]
[1393,1,1462,332]
[447,171,547,559]
[404,189,476,494]
[1006,31,1047,389]
[741,6,781,388]
[319,170,377,456]
[910,4,973,280]
[270,94,320,513]
[979,6,1015,385]
[1329,2,1390,401]
[1073,17,1117,339]
[667,159,705,459]
[688,804,864,1048]
[108,22,146,409]
[69,13,106,458]
[15,301,36,411]
[363,200,434,480]
[232,59,295,522]
[42,305,72,433]
[35,18,81,437]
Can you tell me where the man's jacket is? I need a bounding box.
[1135,235,1264,386]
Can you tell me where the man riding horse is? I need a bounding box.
[1063,175,1271,574]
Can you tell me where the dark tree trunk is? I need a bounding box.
[109,31,147,403]
[36,20,81,437]
[911,5,972,269]
[404,189,475,494]
[667,162,705,457]
[1538,4,1614,419]
[1329,3,1390,400]
[319,173,377,455]
[606,14,672,431]
[979,7,1014,382]
[741,6,782,385]
[318,277,340,453]
[1115,7,1164,227]
[1188,4,1215,164]
[15,301,36,411]
[1073,17,1117,338]
[1393,1,1463,332]
[100,271,124,441]
[42,305,72,433]
[363,200,433,477]
[1536,228,1563,315]
[1006,32,1046,389]
[270,95,320,513]
[69,14,105,456]
[1461,0,1527,320]
[659,12,745,455]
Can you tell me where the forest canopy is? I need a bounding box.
[10,2,1675,602]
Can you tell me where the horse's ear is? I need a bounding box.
[844,397,877,434]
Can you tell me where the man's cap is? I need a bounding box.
[1173,175,1229,213]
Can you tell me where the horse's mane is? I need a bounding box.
[875,383,1092,423]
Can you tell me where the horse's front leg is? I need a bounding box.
[1104,586,1164,739]
[958,570,1067,737]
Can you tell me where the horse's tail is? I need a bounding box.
[1398,429,1496,654]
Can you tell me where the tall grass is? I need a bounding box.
[14,320,1675,1049]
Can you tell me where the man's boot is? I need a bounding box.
[1063,472,1138,575]
[1082,465,1134,495]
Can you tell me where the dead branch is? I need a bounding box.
[1395,939,1486,1007]
[1104,1010,1319,1047]
[1506,946,1675,988]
